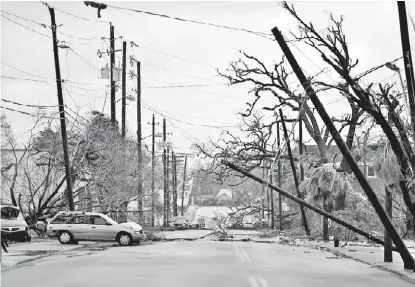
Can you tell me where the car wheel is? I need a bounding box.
[117,232,132,246]
[25,233,32,242]
[58,231,73,245]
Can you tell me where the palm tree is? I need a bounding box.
[300,164,353,241]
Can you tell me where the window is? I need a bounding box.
[50,215,73,224]
[90,216,107,225]
[1,207,20,220]
[367,165,375,178]
[73,215,89,224]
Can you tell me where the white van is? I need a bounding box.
[1,205,31,242]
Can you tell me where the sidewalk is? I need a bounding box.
[288,240,415,284]
[1,239,99,270]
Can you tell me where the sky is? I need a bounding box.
[1,1,415,158]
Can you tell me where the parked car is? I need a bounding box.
[169,216,189,230]
[46,211,146,246]
[1,205,31,242]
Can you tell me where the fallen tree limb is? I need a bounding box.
[222,160,397,252]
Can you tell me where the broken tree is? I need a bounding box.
[271,26,414,269]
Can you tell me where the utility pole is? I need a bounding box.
[163,118,167,227]
[272,26,414,269]
[151,114,156,227]
[261,161,265,227]
[173,151,178,217]
[48,7,74,211]
[181,155,188,216]
[277,121,283,231]
[110,24,116,125]
[270,161,275,229]
[398,2,415,141]
[384,185,393,262]
[166,145,170,222]
[299,108,304,182]
[279,109,310,236]
[121,41,126,138]
[136,61,143,223]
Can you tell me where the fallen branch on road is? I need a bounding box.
[222,160,397,251]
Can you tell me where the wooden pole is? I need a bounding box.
[277,121,283,231]
[48,7,74,211]
[384,185,393,262]
[279,109,310,235]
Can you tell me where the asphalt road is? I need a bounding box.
[1,240,413,287]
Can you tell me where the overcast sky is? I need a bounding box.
[2,1,415,153]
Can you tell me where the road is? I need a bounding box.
[2,240,413,287]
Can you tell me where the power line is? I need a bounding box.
[1,13,51,39]
[130,41,216,69]
[0,105,57,119]
[102,2,274,41]
[40,2,110,24]
[1,75,56,87]
[1,98,61,109]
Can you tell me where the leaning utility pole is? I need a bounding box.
[151,114,155,227]
[172,152,178,217]
[181,155,188,216]
[110,24,116,125]
[272,26,414,269]
[121,41,127,138]
[397,1,415,140]
[48,7,74,211]
[136,61,143,223]
[279,110,310,236]
[163,118,167,227]
[277,121,283,231]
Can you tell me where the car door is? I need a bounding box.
[89,215,116,241]
[70,215,90,241]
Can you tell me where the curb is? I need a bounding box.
[1,243,99,272]
[304,245,415,285]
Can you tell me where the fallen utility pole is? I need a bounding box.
[279,110,310,236]
[272,26,414,269]
[223,160,395,250]
[397,1,415,143]
[277,121,283,231]
[181,155,188,216]
[48,7,75,211]
[136,61,143,223]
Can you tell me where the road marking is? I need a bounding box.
[234,242,246,263]
[249,277,260,287]
[259,278,270,287]
[236,242,252,263]
[249,277,269,287]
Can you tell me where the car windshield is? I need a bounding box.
[1,207,20,220]
[100,214,118,225]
